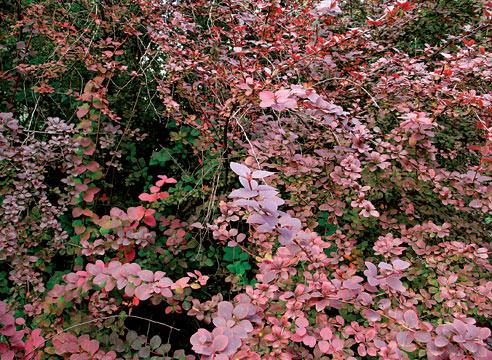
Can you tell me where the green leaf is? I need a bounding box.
[150,149,172,166]
[204,259,214,266]
[74,256,84,267]
[99,227,111,235]
[72,219,83,227]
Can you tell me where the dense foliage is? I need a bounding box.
[1,0,491,359]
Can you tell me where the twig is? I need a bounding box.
[235,117,261,168]
[314,77,380,109]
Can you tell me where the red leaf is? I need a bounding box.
[79,335,99,355]
[25,329,45,357]
[74,225,86,235]
[124,247,136,261]
[85,161,100,172]
[143,214,156,227]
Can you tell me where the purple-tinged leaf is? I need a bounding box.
[434,336,449,347]
[217,301,234,319]
[229,188,258,199]
[392,259,410,271]
[403,310,418,328]
[363,309,381,322]
[233,304,250,319]
[396,331,413,346]
[251,170,275,179]
[211,335,228,352]
[386,276,405,292]
[230,162,250,177]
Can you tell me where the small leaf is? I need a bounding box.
[138,345,151,358]
[149,335,161,350]
[126,330,138,343]
[131,336,146,350]
[150,150,171,166]
[156,343,172,355]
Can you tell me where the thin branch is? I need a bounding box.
[25,314,180,358]
[314,77,380,109]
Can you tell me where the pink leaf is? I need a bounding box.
[343,276,363,289]
[318,340,330,353]
[76,104,90,119]
[110,207,127,219]
[139,193,158,202]
[332,337,344,351]
[25,328,45,355]
[134,284,153,300]
[278,97,297,109]
[138,270,154,282]
[127,206,145,222]
[158,192,169,199]
[303,335,316,347]
[259,91,276,108]
[320,327,333,340]
[415,331,432,342]
[469,199,482,208]
[85,161,100,172]
[295,317,309,328]
[156,175,177,187]
[53,334,79,354]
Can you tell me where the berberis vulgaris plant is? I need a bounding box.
[0,0,491,359]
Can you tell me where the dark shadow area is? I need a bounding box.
[124,301,211,350]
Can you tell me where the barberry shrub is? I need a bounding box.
[0,0,491,359]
